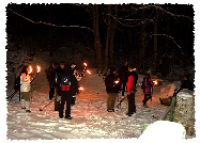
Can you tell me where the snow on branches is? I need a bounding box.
[152,34,186,56]
[136,5,195,25]
[7,7,94,32]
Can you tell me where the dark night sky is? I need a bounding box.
[5,3,194,56]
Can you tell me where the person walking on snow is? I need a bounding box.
[105,67,121,112]
[54,62,65,111]
[57,65,78,119]
[118,61,129,96]
[20,65,32,113]
[126,67,137,116]
[142,73,153,108]
[46,62,57,100]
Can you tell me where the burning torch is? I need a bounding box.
[83,62,87,67]
[86,69,91,75]
[114,80,120,84]
[31,65,41,83]
[79,86,84,91]
[152,80,158,86]
[113,79,120,87]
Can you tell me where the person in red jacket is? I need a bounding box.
[126,67,137,116]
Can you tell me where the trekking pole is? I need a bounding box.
[6,90,18,100]
[39,96,57,111]
[8,74,37,102]
[116,88,139,108]
[116,95,128,108]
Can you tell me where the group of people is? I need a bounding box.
[18,62,80,120]
[105,62,156,117]
[17,60,194,119]
[105,61,195,117]
[45,62,80,119]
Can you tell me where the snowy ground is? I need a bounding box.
[5,57,197,140]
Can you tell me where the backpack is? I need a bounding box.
[141,76,151,89]
[60,75,71,91]
[14,76,20,90]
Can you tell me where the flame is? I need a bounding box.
[86,70,91,75]
[28,65,32,74]
[79,86,84,91]
[153,80,158,85]
[83,63,87,67]
[37,65,41,73]
[114,80,120,84]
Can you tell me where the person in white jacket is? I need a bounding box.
[20,65,32,112]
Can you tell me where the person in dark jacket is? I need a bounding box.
[46,62,57,100]
[54,62,65,111]
[142,74,153,108]
[126,67,137,116]
[118,62,129,96]
[57,65,79,119]
[57,62,65,79]
[105,67,121,112]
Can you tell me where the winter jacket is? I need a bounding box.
[105,73,121,94]
[127,74,134,94]
[57,66,65,79]
[20,73,31,92]
[142,75,153,94]
[118,65,129,81]
[132,71,138,86]
[57,65,79,96]
[46,65,56,82]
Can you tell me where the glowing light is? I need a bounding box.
[153,80,158,85]
[114,80,120,84]
[37,65,41,73]
[86,70,91,75]
[83,63,87,67]
[28,65,33,74]
[79,86,84,91]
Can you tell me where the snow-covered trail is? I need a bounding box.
[6,62,172,140]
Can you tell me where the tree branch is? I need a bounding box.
[104,13,154,27]
[7,7,94,32]
[139,5,193,23]
[152,34,186,56]
[69,3,92,8]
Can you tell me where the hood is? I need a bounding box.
[63,65,72,76]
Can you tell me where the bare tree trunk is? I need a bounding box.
[48,5,56,56]
[153,10,158,75]
[184,7,192,54]
[139,6,146,73]
[109,5,118,68]
[93,5,103,74]
[44,5,48,33]
[103,5,112,75]
[165,8,170,54]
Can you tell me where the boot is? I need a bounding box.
[143,104,149,108]
[26,110,31,113]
